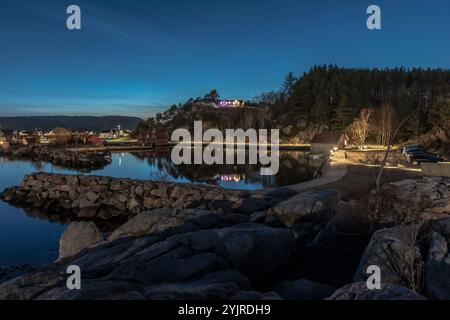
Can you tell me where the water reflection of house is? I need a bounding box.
[0,130,9,151]
[310,133,347,156]
[219,174,246,182]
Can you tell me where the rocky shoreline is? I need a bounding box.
[1,145,110,169]
[0,174,449,300]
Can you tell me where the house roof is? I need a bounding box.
[311,133,343,144]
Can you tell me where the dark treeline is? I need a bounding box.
[256,65,450,142]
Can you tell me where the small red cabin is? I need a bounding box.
[86,135,102,145]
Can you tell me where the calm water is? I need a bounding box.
[0,150,317,266]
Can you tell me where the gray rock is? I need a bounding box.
[108,209,185,241]
[353,225,422,287]
[37,279,144,300]
[0,271,64,300]
[149,270,249,299]
[232,198,267,215]
[0,224,295,300]
[327,282,426,300]
[249,211,268,223]
[272,189,340,227]
[273,279,336,300]
[425,231,450,299]
[59,222,104,260]
[109,223,295,284]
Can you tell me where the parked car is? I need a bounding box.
[407,153,445,165]
[406,149,428,157]
[402,145,420,155]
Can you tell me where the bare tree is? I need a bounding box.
[375,103,397,146]
[346,108,374,149]
[374,112,415,218]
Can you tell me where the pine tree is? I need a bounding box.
[281,72,297,100]
[332,95,354,130]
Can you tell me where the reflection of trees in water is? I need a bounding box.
[130,150,315,187]
[130,150,186,181]
[30,161,45,171]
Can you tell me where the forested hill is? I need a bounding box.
[0,116,143,131]
[253,66,450,142]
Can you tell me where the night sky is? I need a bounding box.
[1,0,450,118]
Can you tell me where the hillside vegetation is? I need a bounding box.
[134,66,450,145]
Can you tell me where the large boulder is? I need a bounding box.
[273,279,336,300]
[425,231,450,299]
[109,209,249,242]
[0,271,64,300]
[232,198,267,215]
[108,209,186,241]
[353,225,422,288]
[107,223,295,284]
[59,222,104,260]
[327,282,426,300]
[379,177,450,224]
[272,189,340,227]
[0,224,295,299]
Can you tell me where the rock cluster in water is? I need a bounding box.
[0,173,261,221]
[0,175,449,300]
[2,145,110,169]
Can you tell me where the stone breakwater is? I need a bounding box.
[0,173,254,221]
[2,145,110,169]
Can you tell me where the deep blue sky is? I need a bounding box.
[1,0,450,119]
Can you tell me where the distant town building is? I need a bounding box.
[99,126,130,140]
[99,130,114,139]
[215,100,245,108]
[85,134,102,145]
[20,136,37,145]
[310,133,347,156]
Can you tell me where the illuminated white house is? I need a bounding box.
[215,100,245,108]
